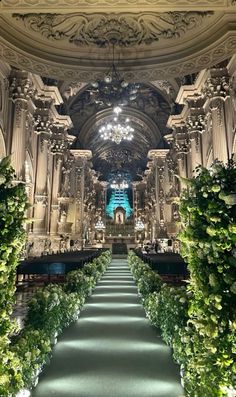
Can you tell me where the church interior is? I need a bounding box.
[0,1,236,397]
[0,1,235,257]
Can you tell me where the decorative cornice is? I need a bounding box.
[0,0,234,12]
[148,149,169,159]
[13,12,213,48]
[0,33,236,81]
[70,149,92,160]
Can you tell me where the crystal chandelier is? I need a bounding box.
[135,218,145,231]
[94,219,106,230]
[99,107,134,144]
[89,45,139,108]
[110,180,129,189]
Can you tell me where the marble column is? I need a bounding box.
[10,72,34,180]
[70,149,92,250]
[100,181,108,228]
[203,72,230,163]
[186,99,205,172]
[33,133,51,235]
[173,128,189,191]
[49,130,74,253]
[32,98,53,255]
[50,155,63,232]
[148,149,169,238]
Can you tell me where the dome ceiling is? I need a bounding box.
[0,2,235,80]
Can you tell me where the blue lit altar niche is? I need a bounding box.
[106,186,133,221]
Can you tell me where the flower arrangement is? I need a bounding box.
[128,162,236,396]
[0,157,28,396]
[0,157,111,397]
[143,286,189,366]
[25,284,82,339]
[9,250,111,396]
[11,329,51,389]
[178,161,236,396]
[128,250,189,367]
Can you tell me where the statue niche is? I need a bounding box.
[114,207,126,225]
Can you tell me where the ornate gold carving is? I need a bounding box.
[203,74,230,126]
[13,12,213,47]
[0,35,236,80]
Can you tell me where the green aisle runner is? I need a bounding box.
[32,259,184,397]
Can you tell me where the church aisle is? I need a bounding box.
[32,259,184,397]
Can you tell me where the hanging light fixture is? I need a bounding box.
[99,108,134,144]
[110,180,129,189]
[135,218,145,231]
[94,219,106,230]
[89,44,139,108]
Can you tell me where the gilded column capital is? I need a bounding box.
[185,98,206,137]
[50,127,75,156]
[202,73,230,104]
[173,127,190,155]
[10,72,35,103]
[34,97,54,137]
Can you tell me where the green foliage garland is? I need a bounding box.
[0,157,28,395]
[128,251,189,367]
[178,161,236,396]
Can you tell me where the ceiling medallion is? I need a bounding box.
[13,11,213,47]
[99,107,134,144]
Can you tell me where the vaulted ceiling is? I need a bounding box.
[66,82,172,180]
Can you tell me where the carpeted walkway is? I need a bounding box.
[32,259,184,397]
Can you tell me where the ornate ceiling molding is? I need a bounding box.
[0,12,236,80]
[13,12,213,47]
[0,33,236,81]
[0,0,234,12]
